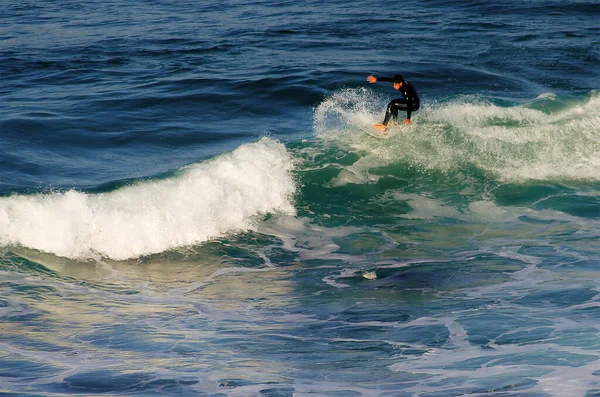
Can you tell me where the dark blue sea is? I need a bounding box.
[1,1,600,396]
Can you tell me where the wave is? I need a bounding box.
[313,89,600,182]
[0,138,296,261]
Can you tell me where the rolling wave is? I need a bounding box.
[0,138,295,260]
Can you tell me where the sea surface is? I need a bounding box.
[1,0,600,396]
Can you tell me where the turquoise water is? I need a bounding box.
[1,0,600,396]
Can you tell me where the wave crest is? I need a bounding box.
[0,138,296,260]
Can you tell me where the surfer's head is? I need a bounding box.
[393,74,404,89]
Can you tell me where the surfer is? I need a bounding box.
[367,74,420,131]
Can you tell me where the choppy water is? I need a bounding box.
[1,0,600,396]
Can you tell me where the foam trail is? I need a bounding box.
[0,138,296,260]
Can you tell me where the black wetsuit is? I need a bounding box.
[376,77,420,124]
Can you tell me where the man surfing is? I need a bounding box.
[367,74,420,132]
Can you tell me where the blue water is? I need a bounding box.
[1,1,600,396]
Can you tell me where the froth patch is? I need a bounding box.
[424,99,546,127]
[0,138,296,260]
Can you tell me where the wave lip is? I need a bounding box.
[0,138,296,261]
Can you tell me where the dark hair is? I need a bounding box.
[393,74,405,83]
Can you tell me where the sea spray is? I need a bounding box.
[313,87,387,139]
[0,138,296,260]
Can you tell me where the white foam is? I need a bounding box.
[313,89,600,182]
[536,92,557,100]
[329,154,384,187]
[423,97,546,127]
[0,138,296,260]
[391,192,461,219]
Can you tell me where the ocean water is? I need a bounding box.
[1,0,600,395]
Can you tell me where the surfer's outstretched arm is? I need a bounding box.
[367,75,394,84]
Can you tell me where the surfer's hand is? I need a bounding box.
[367,76,377,83]
[405,119,411,125]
